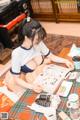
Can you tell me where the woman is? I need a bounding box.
[4,17,74,97]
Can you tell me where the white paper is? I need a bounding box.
[0,86,19,103]
[27,93,61,120]
[68,44,80,57]
[27,103,57,120]
[34,64,71,93]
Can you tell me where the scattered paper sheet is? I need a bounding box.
[28,103,57,120]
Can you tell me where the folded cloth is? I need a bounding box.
[27,103,57,120]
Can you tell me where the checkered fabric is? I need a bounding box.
[9,89,47,120]
[9,79,80,120]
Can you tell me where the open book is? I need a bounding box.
[34,64,71,94]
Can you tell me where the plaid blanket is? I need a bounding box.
[9,89,46,120]
[8,79,80,120]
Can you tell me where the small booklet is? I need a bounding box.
[57,81,73,97]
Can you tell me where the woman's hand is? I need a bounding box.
[64,59,74,70]
[32,84,43,93]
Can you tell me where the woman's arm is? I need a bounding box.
[38,41,74,69]
[13,75,42,93]
[13,75,33,89]
[48,53,67,63]
[47,52,74,69]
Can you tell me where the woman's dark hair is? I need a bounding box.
[18,17,47,44]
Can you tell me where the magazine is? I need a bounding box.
[34,64,71,93]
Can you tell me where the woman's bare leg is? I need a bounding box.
[3,71,26,97]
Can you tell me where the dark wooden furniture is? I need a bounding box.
[31,0,58,22]
[31,0,80,22]
[0,0,31,24]
[0,0,31,49]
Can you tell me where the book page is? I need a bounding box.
[34,64,71,93]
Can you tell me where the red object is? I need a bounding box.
[0,93,14,112]
[1,13,26,30]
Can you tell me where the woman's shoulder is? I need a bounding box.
[12,47,21,56]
